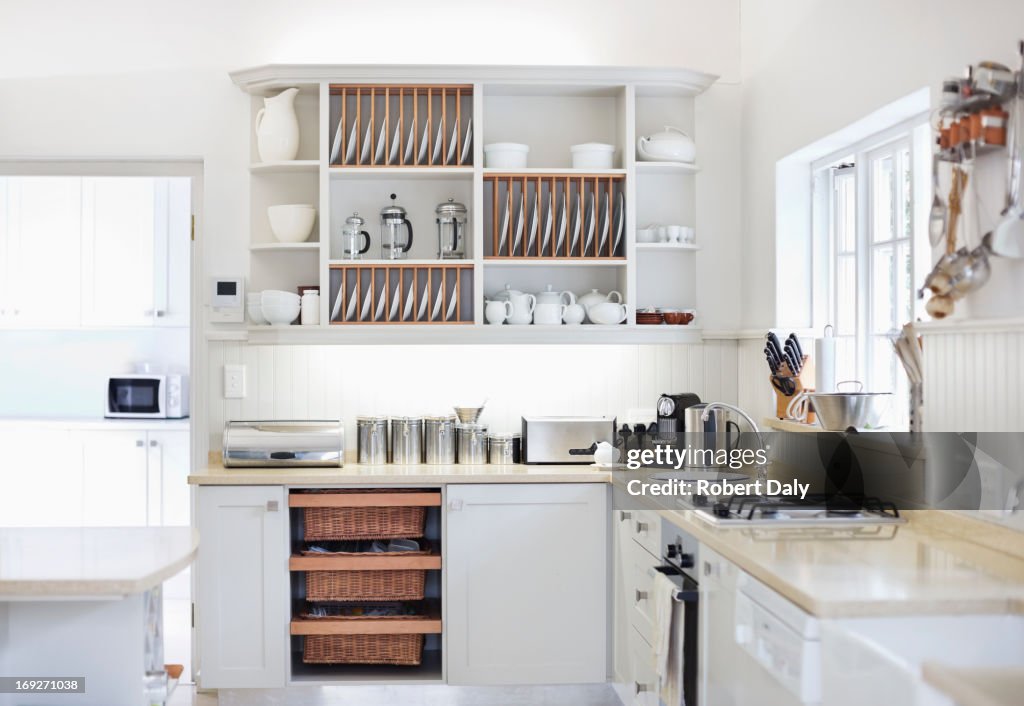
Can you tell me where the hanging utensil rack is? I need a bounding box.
[329,84,473,167]
[483,173,626,259]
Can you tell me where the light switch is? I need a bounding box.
[224,364,246,399]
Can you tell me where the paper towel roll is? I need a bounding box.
[814,336,836,393]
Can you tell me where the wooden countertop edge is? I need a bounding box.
[922,663,1024,706]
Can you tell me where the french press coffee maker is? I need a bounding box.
[380,193,414,260]
[436,197,467,259]
[332,212,371,260]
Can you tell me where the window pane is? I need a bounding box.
[899,147,912,239]
[896,240,912,325]
[870,335,896,394]
[835,336,857,387]
[835,172,856,253]
[872,154,895,243]
[871,244,895,333]
[836,255,856,335]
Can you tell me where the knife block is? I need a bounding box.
[772,355,816,422]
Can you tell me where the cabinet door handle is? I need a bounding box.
[635,589,648,603]
[635,522,649,534]
[135,439,145,447]
[155,310,165,318]
[635,682,651,694]
[448,499,463,511]
[620,511,632,522]
[266,500,279,512]
[150,440,158,447]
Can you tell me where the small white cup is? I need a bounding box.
[667,225,683,243]
[681,226,696,244]
[656,225,669,242]
[485,300,513,325]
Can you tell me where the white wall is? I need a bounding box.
[739,0,1024,328]
[0,330,188,418]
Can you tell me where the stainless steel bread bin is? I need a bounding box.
[222,420,344,467]
[521,416,616,464]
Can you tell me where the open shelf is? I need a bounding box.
[250,160,320,174]
[635,161,699,175]
[251,242,320,252]
[330,167,474,180]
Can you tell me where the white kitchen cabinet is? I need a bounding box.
[446,483,608,685]
[0,176,82,327]
[195,485,288,689]
[0,429,84,527]
[81,430,149,527]
[148,429,190,526]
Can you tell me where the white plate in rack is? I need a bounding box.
[360,289,372,321]
[446,117,459,165]
[404,120,416,164]
[403,280,414,321]
[374,117,388,164]
[497,188,510,255]
[432,115,445,165]
[460,118,473,164]
[330,117,344,164]
[613,192,624,254]
[418,121,430,165]
[388,116,402,166]
[446,290,458,321]
[431,282,443,321]
[417,282,429,320]
[374,290,386,321]
[345,284,358,321]
[598,191,610,254]
[570,191,582,255]
[360,121,372,163]
[330,283,344,321]
[555,192,567,255]
[512,191,525,256]
[526,188,539,255]
[344,121,358,164]
[389,284,401,321]
[541,189,553,254]
[583,192,595,256]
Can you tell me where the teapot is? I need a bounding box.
[536,284,575,307]
[636,126,696,163]
[577,289,622,322]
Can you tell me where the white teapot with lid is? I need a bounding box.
[636,126,696,163]
[536,284,575,307]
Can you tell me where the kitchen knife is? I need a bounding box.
[784,339,802,374]
[787,333,805,360]
[783,347,802,376]
[764,346,780,374]
[767,332,785,362]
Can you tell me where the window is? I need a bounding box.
[814,121,929,417]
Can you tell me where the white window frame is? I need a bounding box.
[811,115,929,393]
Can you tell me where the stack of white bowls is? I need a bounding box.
[260,290,300,326]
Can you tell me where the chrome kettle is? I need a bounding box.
[380,193,414,260]
[683,403,741,468]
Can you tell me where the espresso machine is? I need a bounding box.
[656,393,702,433]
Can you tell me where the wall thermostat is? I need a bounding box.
[209,277,245,323]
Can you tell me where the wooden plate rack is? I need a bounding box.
[484,173,626,259]
[328,263,473,324]
[329,84,473,168]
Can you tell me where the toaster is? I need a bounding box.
[521,416,616,464]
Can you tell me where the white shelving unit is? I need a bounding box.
[231,65,716,344]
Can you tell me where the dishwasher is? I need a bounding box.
[700,545,821,706]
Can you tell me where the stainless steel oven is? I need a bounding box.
[657,524,700,706]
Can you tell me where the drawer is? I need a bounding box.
[622,509,660,559]
[627,625,659,706]
[625,546,657,644]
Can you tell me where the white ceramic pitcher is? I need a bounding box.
[255,87,300,162]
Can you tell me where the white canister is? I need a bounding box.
[570,143,615,169]
[484,143,529,169]
[300,291,320,325]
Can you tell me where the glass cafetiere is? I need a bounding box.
[380,193,414,260]
[332,212,371,260]
[436,197,467,259]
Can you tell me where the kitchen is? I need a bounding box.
[1,1,1023,706]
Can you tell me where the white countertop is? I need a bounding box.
[922,663,1024,706]
[189,461,612,485]
[0,416,190,431]
[0,527,198,599]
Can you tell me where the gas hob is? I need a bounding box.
[688,493,905,527]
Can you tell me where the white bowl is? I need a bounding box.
[588,301,628,325]
[268,204,316,243]
[570,143,615,169]
[261,289,300,305]
[247,301,267,324]
[637,227,658,243]
[484,143,529,169]
[260,290,300,325]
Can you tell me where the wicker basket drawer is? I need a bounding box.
[306,568,426,602]
[290,490,440,540]
[303,633,424,665]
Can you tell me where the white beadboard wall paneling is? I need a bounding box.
[920,327,1024,432]
[205,342,741,451]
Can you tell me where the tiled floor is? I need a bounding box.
[170,684,623,705]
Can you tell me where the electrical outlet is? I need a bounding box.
[224,364,246,399]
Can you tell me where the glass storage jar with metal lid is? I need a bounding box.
[390,416,424,464]
[380,194,414,260]
[424,415,456,465]
[332,211,371,260]
[356,415,389,464]
[487,432,521,465]
[456,423,488,465]
[435,197,467,259]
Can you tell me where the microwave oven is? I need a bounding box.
[106,374,189,419]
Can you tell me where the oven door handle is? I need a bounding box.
[654,565,699,602]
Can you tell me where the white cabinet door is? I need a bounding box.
[0,429,84,527]
[0,177,82,327]
[446,483,608,685]
[152,177,191,327]
[147,430,190,526]
[81,177,156,326]
[80,430,149,527]
[195,485,287,689]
